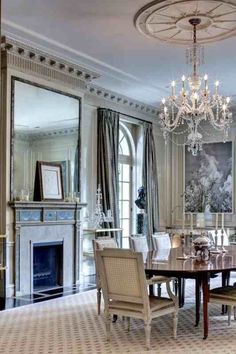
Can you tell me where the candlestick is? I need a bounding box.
[221,213,224,230]
[182,212,185,232]
[221,229,226,253]
[190,213,193,232]
[215,213,218,230]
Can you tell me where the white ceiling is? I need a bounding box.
[2,0,236,106]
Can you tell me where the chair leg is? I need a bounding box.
[105,312,111,341]
[97,288,101,315]
[144,321,151,350]
[178,278,185,308]
[173,312,178,339]
[228,306,232,326]
[174,279,178,296]
[157,284,162,297]
[234,307,236,320]
[127,317,131,332]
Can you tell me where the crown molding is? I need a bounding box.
[15,126,78,140]
[1,36,100,90]
[86,84,159,118]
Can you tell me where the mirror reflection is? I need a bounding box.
[11,78,80,201]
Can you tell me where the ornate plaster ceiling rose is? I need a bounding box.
[135,0,236,44]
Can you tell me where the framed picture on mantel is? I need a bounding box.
[184,141,233,213]
[33,161,64,201]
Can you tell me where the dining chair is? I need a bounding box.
[96,248,178,350]
[129,235,172,295]
[93,237,118,315]
[152,232,185,307]
[209,285,236,326]
[152,232,171,250]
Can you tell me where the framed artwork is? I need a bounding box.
[33,161,64,201]
[184,141,233,213]
[50,160,70,197]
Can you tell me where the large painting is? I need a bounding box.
[185,142,233,213]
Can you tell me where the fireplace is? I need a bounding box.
[33,241,63,292]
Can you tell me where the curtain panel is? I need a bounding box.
[97,108,120,231]
[142,122,159,249]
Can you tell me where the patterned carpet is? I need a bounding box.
[0,279,236,353]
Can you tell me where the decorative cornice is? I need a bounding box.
[87,84,159,118]
[15,127,78,140]
[1,36,100,89]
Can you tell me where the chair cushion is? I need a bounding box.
[108,296,174,313]
[147,276,171,285]
[210,286,236,301]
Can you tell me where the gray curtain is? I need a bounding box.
[142,122,159,249]
[97,108,120,232]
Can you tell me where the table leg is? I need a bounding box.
[202,273,209,340]
[195,277,201,327]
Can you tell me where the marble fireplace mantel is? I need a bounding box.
[10,201,87,296]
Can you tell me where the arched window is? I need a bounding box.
[118,124,134,248]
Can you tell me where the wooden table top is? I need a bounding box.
[144,245,236,275]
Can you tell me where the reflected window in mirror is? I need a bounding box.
[11,78,81,202]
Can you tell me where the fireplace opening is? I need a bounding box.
[33,241,63,292]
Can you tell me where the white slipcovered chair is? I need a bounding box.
[152,232,185,307]
[97,248,178,350]
[93,237,118,315]
[129,235,171,289]
[152,232,172,250]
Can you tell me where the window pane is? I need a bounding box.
[121,201,130,218]
[121,219,130,237]
[122,164,130,182]
[120,136,130,156]
[122,183,130,199]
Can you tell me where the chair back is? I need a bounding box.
[152,232,171,250]
[93,237,118,251]
[96,248,149,306]
[129,235,149,252]
[93,237,118,288]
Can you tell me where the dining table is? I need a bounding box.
[144,245,236,339]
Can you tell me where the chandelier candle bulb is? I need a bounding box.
[204,74,208,90]
[215,80,219,94]
[171,81,176,96]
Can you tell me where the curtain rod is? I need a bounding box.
[98,107,153,125]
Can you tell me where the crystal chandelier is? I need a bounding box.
[159,18,232,156]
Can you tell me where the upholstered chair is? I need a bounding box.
[96,248,178,350]
[93,237,118,315]
[152,232,172,250]
[129,235,172,296]
[152,232,185,307]
[209,285,236,326]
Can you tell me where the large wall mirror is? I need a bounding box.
[11,77,81,201]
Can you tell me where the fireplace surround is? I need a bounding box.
[10,201,86,296]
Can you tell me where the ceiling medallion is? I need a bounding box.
[159,18,232,156]
[134,0,236,44]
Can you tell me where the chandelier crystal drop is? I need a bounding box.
[159,18,232,156]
